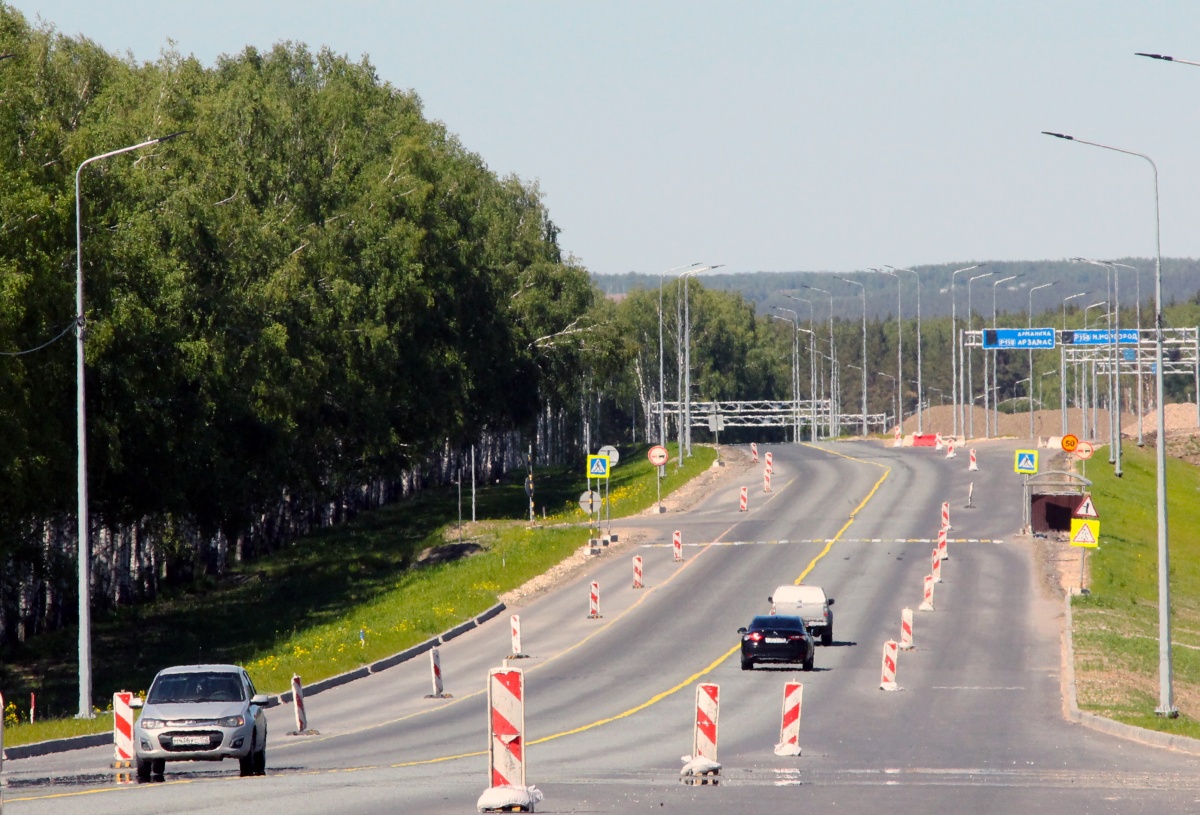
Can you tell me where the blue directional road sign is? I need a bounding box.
[982,328,1056,349]
[1061,328,1138,345]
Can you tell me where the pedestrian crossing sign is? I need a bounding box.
[587,454,610,478]
[1014,450,1038,474]
[1070,518,1100,548]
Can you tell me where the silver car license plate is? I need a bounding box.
[173,735,209,746]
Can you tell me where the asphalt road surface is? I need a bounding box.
[6,440,1200,814]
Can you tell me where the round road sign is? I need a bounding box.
[647,445,669,467]
[598,444,620,466]
[1061,434,1079,453]
[578,490,601,513]
[1075,440,1094,460]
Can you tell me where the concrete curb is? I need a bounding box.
[3,601,507,760]
[1062,594,1200,755]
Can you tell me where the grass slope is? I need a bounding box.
[1,444,716,746]
[1072,444,1200,736]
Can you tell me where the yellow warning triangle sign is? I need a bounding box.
[1071,521,1097,545]
[1075,494,1098,519]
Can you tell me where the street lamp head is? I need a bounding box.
[1136,52,1173,61]
[154,130,189,144]
[1042,131,1075,141]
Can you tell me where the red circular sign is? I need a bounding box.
[1061,434,1079,453]
[1074,440,1094,460]
[648,445,669,466]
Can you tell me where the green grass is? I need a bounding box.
[0,443,716,746]
[1071,444,1200,737]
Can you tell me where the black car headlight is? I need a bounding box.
[217,715,246,728]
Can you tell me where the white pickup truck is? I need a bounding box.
[769,584,834,645]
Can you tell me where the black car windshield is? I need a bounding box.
[750,615,803,631]
[148,672,245,704]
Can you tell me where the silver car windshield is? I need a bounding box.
[148,672,245,704]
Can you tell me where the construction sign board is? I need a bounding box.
[1070,518,1100,548]
[1074,494,1098,519]
[1014,450,1039,475]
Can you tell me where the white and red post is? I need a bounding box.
[941,501,951,531]
[632,555,644,589]
[937,525,949,562]
[673,530,683,562]
[588,581,601,618]
[739,486,748,512]
[774,681,803,756]
[879,640,900,691]
[763,469,772,493]
[899,607,915,650]
[893,426,902,447]
[429,648,445,698]
[919,574,936,611]
[945,440,956,459]
[693,683,720,763]
[969,448,978,471]
[486,667,526,789]
[765,451,773,473]
[292,674,309,731]
[934,431,944,450]
[751,442,759,463]
[510,614,526,658]
[932,548,943,583]
[113,691,134,764]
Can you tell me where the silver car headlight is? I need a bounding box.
[139,718,165,730]
[217,715,246,728]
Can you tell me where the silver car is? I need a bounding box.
[132,664,269,780]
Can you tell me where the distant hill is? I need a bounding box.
[594,258,1200,322]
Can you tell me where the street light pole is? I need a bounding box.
[878,371,898,428]
[1075,258,1125,474]
[659,263,701,448]
[774,308,800,442]
[75,131,185,719]
[801,285,836,437]
[1108,261,1145,445]
[989,274,1024,437]
[1084,301,1108,442]
[786,295,816,440]
[1061,292,1088,435]
[880,270,903,433]
[949,264,983,437]
[836,276,868,435]
[966,271,995,438]
[887,266,923,434]
[1027,281,1057,438]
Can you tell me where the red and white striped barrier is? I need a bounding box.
[879,640,900,691]
[968,448,978,471]
[899,607,915,650]
[937,526,948,562]
[940,501,950,530]
[739,486,748,512]
[932,548,942,584]
[693,683,720,762]
[486,667,526,788]
[934,431,944,451]
[113,691,134,764]
[765,451,773,473]
[673,530,683,562]
[632,555,644,589]
[428,648,445,698]
[763,469,772,493]
[945,441,956,459]
[510,615,526,658]
[774,681,803,756]
[751,442,759,463]
[291,674,309,731]
[919,574,935,611]
[893,426,902,447]
[588,581,601,618]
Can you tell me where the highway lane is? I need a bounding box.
[7,439,1200,814]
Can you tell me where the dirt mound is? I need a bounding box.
[1123,402,1200,437]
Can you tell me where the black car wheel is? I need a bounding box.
[239,734,257,777]
[821,626,833,646]
[136,758,153,782]
[152,758,165,775]
[253,742,266,776]
[803,652,814,671]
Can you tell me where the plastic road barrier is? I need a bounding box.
[632,555,644,589]
[969,448,978,471]
[879,640,900,691]
[693,683,720,762]
[932,548,943,583]
[588,581,601,619]
[673,530,683,562]
[113,691,134,763]
[751,442,759,463]
[919,575,935,611]
[899,608,915,650]
[510,615,527,658]
[937,526,949,562]
[487,667,526,788]
[765,451,773,473]
[946,441,956,459]
[291,674,309,732]
[941,501,951,530]
[763,469,772,493]
[935,432,944,451]
[739,486,748,512]
[893,426,902,447]
[774,681,803,756]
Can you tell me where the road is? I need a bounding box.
[5,440,1200,814]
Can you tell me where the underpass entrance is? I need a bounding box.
[1023,471,1092,534]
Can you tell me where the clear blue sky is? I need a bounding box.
[13,1,1200,276]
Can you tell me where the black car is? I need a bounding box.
[739,614,814,671]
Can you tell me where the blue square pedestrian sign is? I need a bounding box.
[1014,450,1038,474]
[587,454,610,478]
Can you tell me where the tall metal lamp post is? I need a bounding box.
[1061,291,1088,435]
[990,274,1024,437]
[949,264,983,437]
[659,263,701,447]
[886,266,923,434]
[76,132,185,718]
[1027,281,1057,438]
[966,271,995,437]
[1044,128,1172,716]
[836,276,868,435]
[801,285,836,436]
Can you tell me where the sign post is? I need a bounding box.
[1070,493,1100,593]
[598,446,619,538]
[648,445,669,513]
